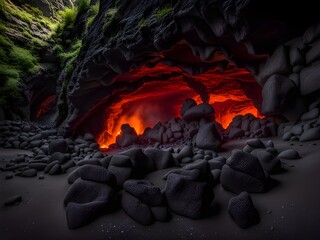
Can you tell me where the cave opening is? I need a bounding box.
[97,61,263,149]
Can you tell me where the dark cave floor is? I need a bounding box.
[1,137,320,240]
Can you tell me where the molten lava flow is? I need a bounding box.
[97,62,263,148]
[36,95,56,119]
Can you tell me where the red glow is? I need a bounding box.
[36,95,56,119]
[98,63,263,148]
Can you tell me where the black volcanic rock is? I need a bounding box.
[195,123,221,151]
[49,139,68,154]
[164,160,214,219]
[228,192,260,229]
[221,150,268,193]
[64,179,117,229]
[122,179,168,225]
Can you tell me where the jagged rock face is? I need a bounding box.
[12,0,74,17]
[59,0,319,137]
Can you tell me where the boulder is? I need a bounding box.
[229,128,244,139]
[48,152,67,164]
[79,165,116,187]
[262,74,296,114]
[228,192,260,229]
[300,60,320,96]
[250,149,281,173]
[122,180,168,225]
[255,46,290,85]
[180,98,197,117]
[20,169,37,177]
[195,123,221,150]
[278,149,300,159]
[119,147,156,177]
[164,161,213,219]
[246,139,265,149]
[182,103,214,122]
[144,148,175,170]
[300,127,320,141]
[49,139,68,154]
[64,179,117,229]
[300,108,319,121]
[220,150,268,193]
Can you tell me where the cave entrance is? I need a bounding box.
[97,62,263,149]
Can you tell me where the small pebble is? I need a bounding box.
[38,175,45,180]
[5,173,13,179]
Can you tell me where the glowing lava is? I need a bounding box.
[97,63,263,148]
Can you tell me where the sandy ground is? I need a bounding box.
[1,138,320,240]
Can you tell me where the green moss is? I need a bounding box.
[76,0,90,14]
[87,1,100,28]
[0,35,13,48]
[138,17,145,28]
[103,8,119,30]
[155,6,174,19]
[10,46,39,73]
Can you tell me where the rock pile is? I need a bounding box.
[224,114,278,140]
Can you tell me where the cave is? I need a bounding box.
[2,0,320,239]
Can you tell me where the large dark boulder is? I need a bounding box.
[195,123,221,151]
[49,139,68,154]
[119,148,156,177]
[144,148,175,170]
[221,150,268,193]
[228,192,260,229]
[64,179,117,229]
[121,180,169,225]
[164,160,214,219]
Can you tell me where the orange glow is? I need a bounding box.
[97,63,263,148]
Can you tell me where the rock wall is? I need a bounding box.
[54,0,319,136]
[257,23,320,121]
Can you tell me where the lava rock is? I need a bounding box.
[256,46,290,85]
[122,179,168,225]
[180,98,197,117]
[107,165,132,187]
[164,172,214,219]
[182,103,214,122]
[211,169,221,183]
[79,165,116,187]
[262,74,296,114]
[229,128,244,139]
[49,163,62,175]
[228,192,260,229]
[278,149,300,159]
[121,189,154,225]
[48,152,66,164]
[251,149,281,173]
[77,159,102,166]
[300,127,320,141]
[68,168,81,184]
[49,139,68,154]
[144,148,175,170]
[119,147,156,177]
[300,108,319,121]
[83,133,95,142]
[4,195,22,206]
[195,123,221,151]
[300,60,320,95]
[176,146,194,161]
[246,139,265,148]
[221,150,267,193]
[64,179,117,229]
[20,169,37,178]
[5,173,13,179]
